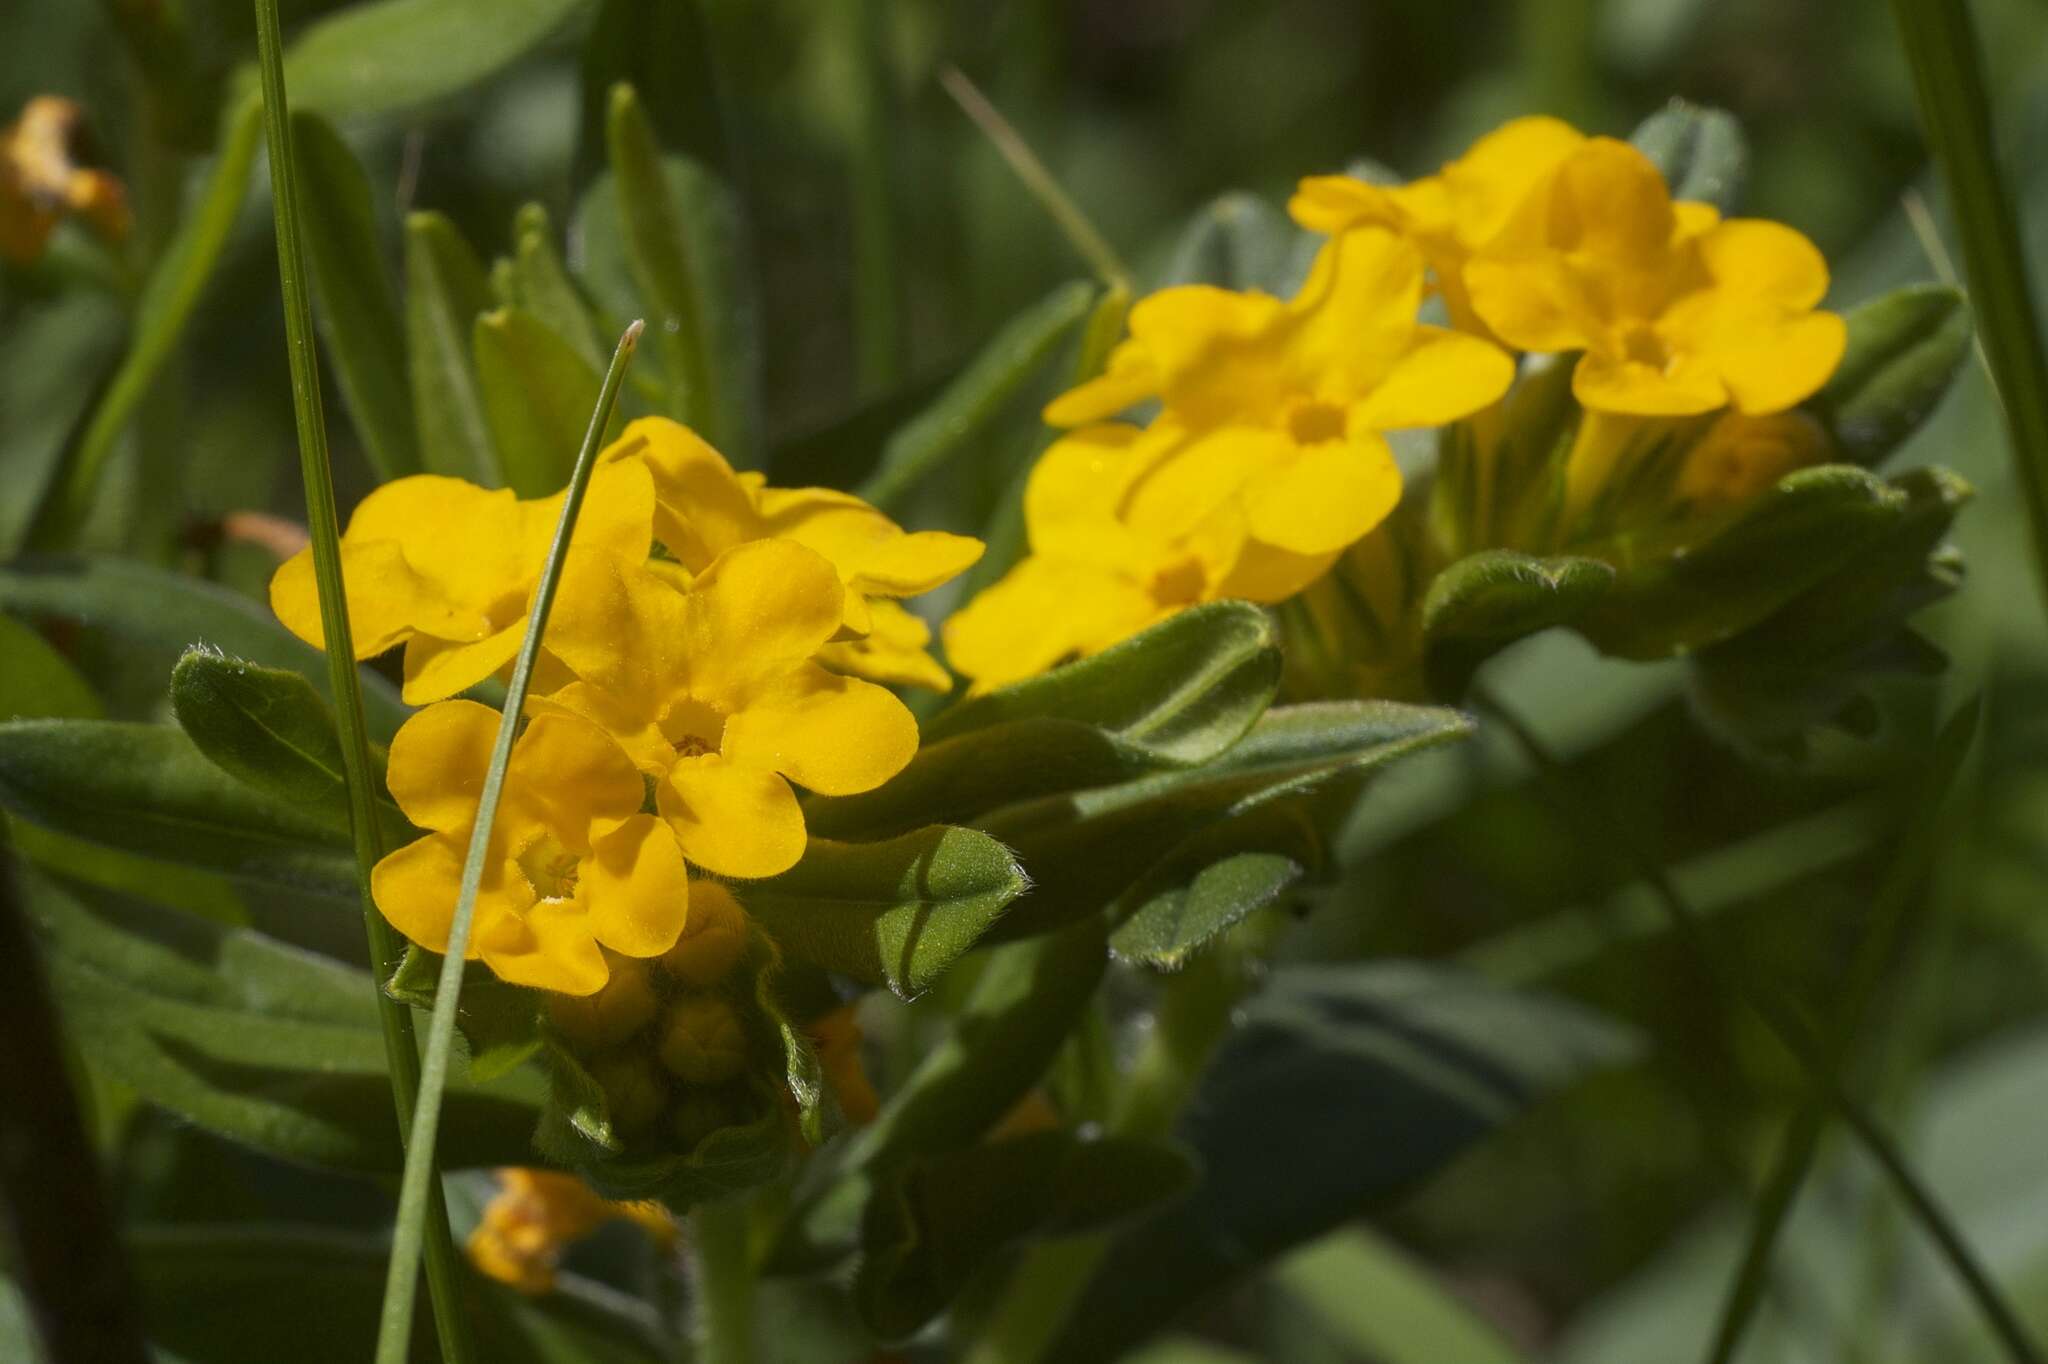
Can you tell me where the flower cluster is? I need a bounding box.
[274,418,979,995]
[946,115,1847,690]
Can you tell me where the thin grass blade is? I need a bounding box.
[373,319,644,1364]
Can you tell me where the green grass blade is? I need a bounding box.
[373,319,643,1364]
[1704,698,1981,1364]
[1891,0,2048,616]
[1481,692,2042,1364]
[249,2,474,1358]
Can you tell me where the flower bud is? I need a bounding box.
[585,1051,667,1140]
[548,958,660,1049]
[1677,410,1829,510]
[660,880,749,987]
[658,995,748,1084]
[670,1086,752,1152]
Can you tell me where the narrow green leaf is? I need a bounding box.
[21,869,543,1173]
[292,111,419,480]
[1419,550,1615,697]
[857,280,1094,510]
[1275,1229,1528,1364]
[283,0,591,120]
[0,614,101,721]
[1892,0,2048,627]
[406,211,500,484]
[511,203,606,371]
[1813,285,1973,468]
[1046,964,1640,1362]
[1630,101,1748,211]
[856,1131,1196,1340]
[1109,849,1307,971]
[0,719,356,897]
[41,96,264,538]
[740,826,1027,998]
[473,308,606,496]
[606,84,761,461]
[0,556,408,740]
[925,600,1280,755]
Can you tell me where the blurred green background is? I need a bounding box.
[7,1,2048,1360]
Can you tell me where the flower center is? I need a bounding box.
[1149,553,1208,606]
[1618,322,1673,371]
[1285,399,1347,445]
[664,695,728,760]
[516,833,580,902]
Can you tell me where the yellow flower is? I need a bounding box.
[371,700,690,996]
[602,418,983,690]
[1676,409,1831,509]
[1464,137,1847,418]
[540,539,919,879]
[467,1167,674,1295]
[1291,115,1586,338]
[2,96,130,265]
[270,460,656,705]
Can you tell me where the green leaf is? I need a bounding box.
[1047,963,1640,1362]
[1577,465,1914,660]
[21,868,543,1172]
[1420,550,1616,697]
[169,647,405,842]
[291,111,418,481]
[0,556,408,739]
[1813,285,1973,469]
[740,826,1027,998]
[1274,1229,1528,1364]
[283,0,591,120]
[604,84,761,462]
[0,614,102,721]
[474,308,605,496]
[388,946,544,1083]
[510,203,606,372]
[40,96,264,538]
[1158,191,1314,294]
[1109,845,1309,972]
[0,719,356,899]
[405,211,500,485]
[927,600,1280,755]
[857,280,1096,509]
[855,1131,1197,1340]
[769,915,1109,1271]
[1630,101,1748,211]
[984,701,1472,941]
[0,294,124,556]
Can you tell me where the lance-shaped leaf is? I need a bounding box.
[769,915,1109,1272]
[406,211,499,484]
[983,702,1472,941]
[857,280,1095,509]
[856,1131,1197,1340]
[0,720,356,900]
[812,604,1282,841]
[1046,963,1641,1363]
[1630,102,1749,212]
[1108,804,1322,971]
[292,111,418,481]
[21,869,543,1173]
[284,0,591,120]
[1812,285,1973,469]
[510,203,606,371]
[740,826,1027,999]
[603,84,761,463]
[0,556,408,738]
[474,308,605,496]
[0,614,101,722]
[1419,551,1615,698]
[1576,464,1917,660]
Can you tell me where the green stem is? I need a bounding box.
[1480,693,2041,1364]
[689,1198,758,1364]
[1890,0,2048,619]
[249,2,473,1358]
[372,320,643,1364]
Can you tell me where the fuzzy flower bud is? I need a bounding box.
[658,995,748,1084]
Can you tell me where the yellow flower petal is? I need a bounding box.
[384,699,500,833]
[679,540,846,703]
[1437,115,1586,248]
[505,710,646,843]
[1244,433,1402,556]
[400,621,525,706]
[606,417,759,568]
[1212,537,1339,603]
[1350,324,1515,429]
[345,475,529,617]
[475,895,610,996]
[816,599,954,692]
[1571,350,1728,416]
[723,662,918,797]
[1709,310,1848,416]
[543,554,689,706]
[1464,251,1593,355]
[1284,227,1425,391]
[1126,285,1292,425]
[371,833,531,960]
[942,556,1162,691]
[1288,174,1410,236]
[578,814,691,959]
[518,457,658,569]
[752,487,985,598]
[657,753,807,879]
[1043,341,1161,427]
[533,681,675,775]
[1697,219,1830,311]
[1121,424,1277,548]
[270,538,479,659]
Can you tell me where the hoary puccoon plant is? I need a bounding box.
[0,29,1985,1364]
